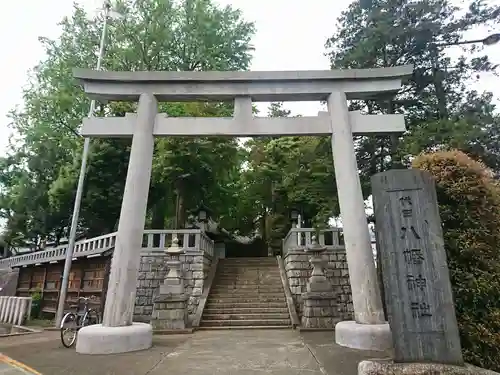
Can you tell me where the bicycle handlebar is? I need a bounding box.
[78,295,97,302]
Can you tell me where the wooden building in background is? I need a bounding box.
[14,249,113,317]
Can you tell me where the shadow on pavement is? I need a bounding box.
[0,331,189,375]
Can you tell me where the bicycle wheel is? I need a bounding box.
[60,312,78,348]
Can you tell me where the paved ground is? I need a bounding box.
[0,354,41,374]
[0,329,388,375]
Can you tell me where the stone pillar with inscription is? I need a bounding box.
[151,238,189,332]
[301,236,339,330]
[357,169,496,375]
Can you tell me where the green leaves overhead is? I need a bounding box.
[326,0,500,192]
[0,0,499,254]
[0,0,255,248]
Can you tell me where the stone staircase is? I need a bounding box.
[200,257,292,329]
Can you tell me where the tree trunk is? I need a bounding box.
[387,99,403,169]
[151,197,166,229]
[178,192,186,229]
[432,62,448,119]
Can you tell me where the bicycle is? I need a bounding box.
[60,296,101,348]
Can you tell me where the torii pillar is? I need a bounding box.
[72,65,413,354]
[75,93,156,354]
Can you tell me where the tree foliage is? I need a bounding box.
[413,150,500,371]
[1,0,500,266]
[325,0,500,191]
[0,0,255,248]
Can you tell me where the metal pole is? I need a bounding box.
[55,3,111,327]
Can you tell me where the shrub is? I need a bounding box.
[412,150,500,371]
[30,288,43,320]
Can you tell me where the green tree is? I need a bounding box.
[238,103,339,252]
[325,0,500,189]
[0,0,255,247]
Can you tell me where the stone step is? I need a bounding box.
[209,292,285,299]
[219,264,278,268]
[216,275,281,280]
[200,319,291,327]
[211,285,284,291]
[219,271,281,275]
[215,275,281,279]
[205,302,288,309]
[219,262,278,266]
[197,325,291,330]
[208,295,285,302]
[210,291,285,297]
[209,290,285,298]
[210,285,285,295]
[216,272,281,278]
[217,268,280,272]
[219,264,278,267]
[202,313,290,320]
[213,280,283,286]
[206,296,286,303]
[219,263,278,271]
[203,307,289,314]
[221,257,277,262]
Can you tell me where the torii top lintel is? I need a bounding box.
[73,65,414,102]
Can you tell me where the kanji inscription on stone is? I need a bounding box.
[371,169,463,365]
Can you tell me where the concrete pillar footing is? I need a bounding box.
[75,323,153,355]
[335,320,392,351]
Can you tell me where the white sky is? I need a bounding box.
[0,0,498,158]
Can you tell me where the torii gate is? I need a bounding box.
[73,65,413,354]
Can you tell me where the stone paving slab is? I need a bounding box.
[147,329,323,375]
[301,331,391,375]
[0,329,390,375]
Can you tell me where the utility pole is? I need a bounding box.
[55,0,122,328]
[431,33,500,121]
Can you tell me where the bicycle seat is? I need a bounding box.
[69,304,79,309]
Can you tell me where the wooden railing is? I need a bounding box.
[0,229,215,269]
[282,227,344,254]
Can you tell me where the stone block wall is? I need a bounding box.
[0,268,19,296]
[283,250,353,321]
[134,250,213,324]
[182,250,212,318]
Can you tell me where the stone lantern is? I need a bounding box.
[301,235,339,329]
[193,202,212,232]
[151,237,189,331]
[304,236,330,293]
[160,237,184,295]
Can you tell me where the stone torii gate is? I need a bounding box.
[73,66,413,355]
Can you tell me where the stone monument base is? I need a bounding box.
[301,291,339,329]
[75,323,152,355]
[151,293,188,331]
[335,320,391,351]
[358,359,499,375]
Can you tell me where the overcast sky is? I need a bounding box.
[0,0,498,158]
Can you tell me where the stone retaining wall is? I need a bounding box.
[283,250,353,321]
[0,268,19,296]
[134,250,212,324]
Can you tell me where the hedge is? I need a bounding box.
[413,150,500,371]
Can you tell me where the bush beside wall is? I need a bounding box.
[413,150,500,371]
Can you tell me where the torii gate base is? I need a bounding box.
[72,66,412,354]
